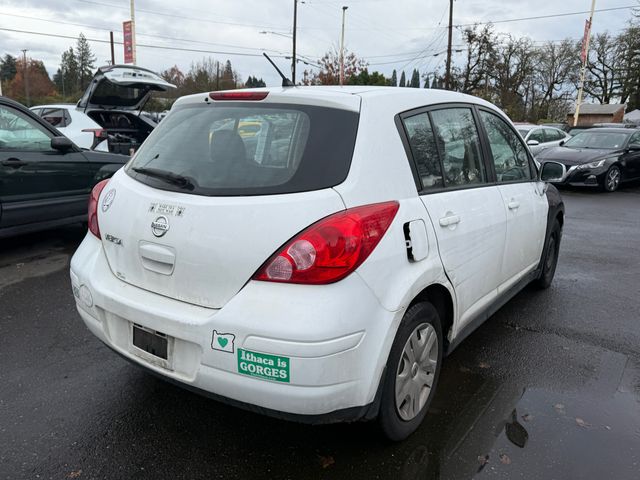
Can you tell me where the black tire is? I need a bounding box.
[533,219,561,289]
[601,165,621,192]
[378,302,443,441]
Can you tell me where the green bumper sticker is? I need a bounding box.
[237,349,290,383]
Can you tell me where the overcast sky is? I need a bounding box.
[0,0,636,87]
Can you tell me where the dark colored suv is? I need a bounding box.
[0,96,128,238]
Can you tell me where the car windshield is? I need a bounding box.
[563,131,629,149]
[127,102,359,196]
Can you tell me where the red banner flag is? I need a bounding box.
[123,21,133,64]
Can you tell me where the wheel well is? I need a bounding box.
[556,210,564,228]
[408,284,454,350]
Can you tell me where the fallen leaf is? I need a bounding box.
[318,455,335,469]
[459,366,472,373]
[499,453,511,465]
[521,413,533,422]
[575,417,591,428]
[553,403,565,412]
[68,471,82,479]
[478,362,490,369]
[477,454,489,466]
[605,425,612,430]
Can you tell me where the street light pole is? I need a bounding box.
[292,0,298,84]
[21,49,30,106]
[445,0,454,90]
[340,6,348,86]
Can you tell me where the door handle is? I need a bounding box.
[1,158,27,168]
[439,214,460,227]
[508,201,520,210]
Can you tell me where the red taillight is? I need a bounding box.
[88,179,110,238]
[82,128,107,139]
[253,201,399,285]
[209,91,269,101]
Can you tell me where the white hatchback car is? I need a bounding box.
[71,87,565,440]
[30,104,108,151]
[515,123,571,156]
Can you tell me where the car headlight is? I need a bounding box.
[576,159,607,169]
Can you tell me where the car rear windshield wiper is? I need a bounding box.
[131,167,195,190]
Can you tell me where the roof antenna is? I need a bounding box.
[263,53,295,87]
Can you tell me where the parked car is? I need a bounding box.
[0,96,128,238]
[515,123,571,156]
[31,65,175,156]
[30,103,108,151]
[537,127,640,192]
[70,87,565,441]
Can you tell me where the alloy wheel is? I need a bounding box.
[606,167,620,191]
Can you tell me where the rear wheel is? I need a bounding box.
[379,302,443,441]
[602,165,621,192]
[533,219,561,289]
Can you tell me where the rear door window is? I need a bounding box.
[544,128,564,142]
[41,108,71,128]
[403,112,444,189]
[127,103,359,196]
[528,129,545,143]
[429,108,487,187]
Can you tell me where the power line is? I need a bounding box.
[0,12,287,55]
[0,27,291,59]
[454,5,636,28]
[73,0,290,31]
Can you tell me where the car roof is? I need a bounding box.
[574,127,633,134]
[30,104,76,109]
[174,86,501,113]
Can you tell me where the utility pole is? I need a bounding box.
[340,6,348,86]
[445,0,454,90]
[574,0,596,127]
[21,49,30,106]
[291,0,298,84]
[110,31,115,65]
[130,0,137,65]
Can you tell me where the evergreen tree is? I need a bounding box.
[53,47,79,97]
[75,33,96,90]
[410,69,420,88]
[423,74,430,88]
[0,54,17,83]
[390,69,397,87]
[399,70,406,87]
[254,77,266,87]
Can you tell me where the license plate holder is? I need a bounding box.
[131,324,173,369]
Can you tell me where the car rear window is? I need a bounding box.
[127,102,359,196]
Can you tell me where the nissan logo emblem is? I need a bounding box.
[151,216,170,237]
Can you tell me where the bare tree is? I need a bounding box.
[457,24,497,96]
[582,32,623,104]
[535,40,579,119]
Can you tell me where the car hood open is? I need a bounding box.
[77,65,176,113]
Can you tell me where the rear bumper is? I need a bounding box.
[70,233,401,420]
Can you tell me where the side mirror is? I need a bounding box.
[559,140,565,147]
[51,136,74,152]
[539,161,566,183]
[627,143,640,151]
[527,139,540,146]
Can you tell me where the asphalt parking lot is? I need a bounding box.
[1,184,639,480]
